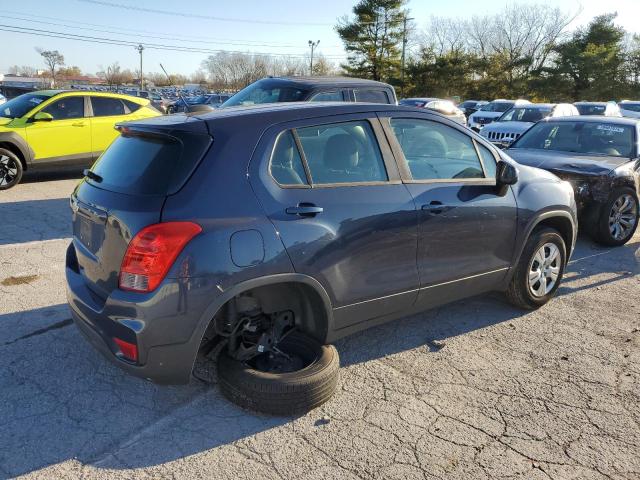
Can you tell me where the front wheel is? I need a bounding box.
[217,331,340,415]
[0,148,23,190]
[507,227,567,310]
[592,187,639,246]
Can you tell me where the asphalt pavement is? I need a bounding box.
[1,175,639,480]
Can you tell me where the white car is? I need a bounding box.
[468,99,531,131]
[0,93,6,106]
[618,100,640,119]
[479,103,579,148]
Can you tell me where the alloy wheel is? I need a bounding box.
[528,242,561,298]
[608,193,638,241]
[0,154,19,187]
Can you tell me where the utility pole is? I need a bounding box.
[308,40,320,75]
[136,44,144,91]
[401,16,412,98]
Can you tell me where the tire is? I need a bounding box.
[592,187,639,247]
[0,148,23,190]
[507,227,567,310]
[217,331,340,415]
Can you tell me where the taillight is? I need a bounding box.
[119,222,202,293]
[114,337,138,362]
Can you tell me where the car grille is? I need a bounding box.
[486,131,522,142]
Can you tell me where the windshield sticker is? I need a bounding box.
[596,124,624,133]
[29,98,44,105]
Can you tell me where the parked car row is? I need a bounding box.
[1,76,638,416]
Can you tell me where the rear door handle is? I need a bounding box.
[422,201,445,215]
[72,121,86,127]
[286,203,323,217]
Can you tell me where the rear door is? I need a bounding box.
[249,113,419,330]
[382,113,518,310]
[70,123,212,299]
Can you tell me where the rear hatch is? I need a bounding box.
[70,115,212,300]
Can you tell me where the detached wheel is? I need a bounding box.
[593,187,639,246]
[217,331,340,415]
[0,148,23,190]
[507,227,566,310]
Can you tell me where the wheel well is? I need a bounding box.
[533,216,574,254]
[0,142,26,170]
[203,281,330,345]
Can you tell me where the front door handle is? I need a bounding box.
[72,121,86,127]
[422,201,445,214]
[286,203,323,217]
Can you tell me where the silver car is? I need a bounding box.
[618,100,640,119]
[468,99,531,131]
[479,103,579,148]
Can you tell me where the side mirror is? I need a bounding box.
[33,111,54,122]
[496,161,518,186]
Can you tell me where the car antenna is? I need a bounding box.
[160,63,188,112]
[160,63,212,114]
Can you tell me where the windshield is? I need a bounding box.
[498,107,551,123]
[399,99,427,107]
[620,103,640,113]
[512,121,635,157]
[0,93,51,119]
[458,101,477,108]
[575,104,605,115]
[480,102,514,113]
[222,80,309,107]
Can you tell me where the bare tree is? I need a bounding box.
[97,62,122,88]
[36,48,65,87]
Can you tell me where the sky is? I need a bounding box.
[1,0,639,77]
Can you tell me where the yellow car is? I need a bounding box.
[0,90,161,189]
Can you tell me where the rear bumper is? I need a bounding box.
[65,242,212,384]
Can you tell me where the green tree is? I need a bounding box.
[551,13,627,100]
[336,0,407,82]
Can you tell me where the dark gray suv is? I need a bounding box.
[66,103,577,414]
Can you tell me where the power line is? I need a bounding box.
[77,0,336,27]
[2,11,345,50]
[0,24,348,59]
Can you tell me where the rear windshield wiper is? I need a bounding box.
[83,169,103,183]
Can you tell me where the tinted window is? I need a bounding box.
[42,97,84,120]
[620,103,640,113]
[89,131,211,195]
[480,102,514,113]
[0,93,50,119]
[513,121,635,157]
[223,80,309,107]
[310,91,344,102]
[270,131,308,186]
[354,89,390,104]
[91,97,126,116]
[399,99,427,107]
[575,104,605,115]
[123,100,142,113]
[390,118,484,180]
[477,143,497,178]
[297,120,387,185]
[499,107,551,123]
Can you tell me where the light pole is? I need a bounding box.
[308,40,320,75]
[136,44,144,91]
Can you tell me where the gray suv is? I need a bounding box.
[67,102,577,414]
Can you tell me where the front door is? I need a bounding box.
[384,115,518,309]
[250,114,419,331]
[25,96,91,165]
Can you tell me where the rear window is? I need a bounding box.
[354,89,390,104]
[88,131,211,195]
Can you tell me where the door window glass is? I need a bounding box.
[354,89,390,104]
[390,118,485,180]
[297,120,387,185]
[476,143,497,178]
[91,97,126,117]
[269,131,308,186]
[42,97,84,120]
[310,91,344,102]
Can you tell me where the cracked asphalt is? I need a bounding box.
[1,174,639,480]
